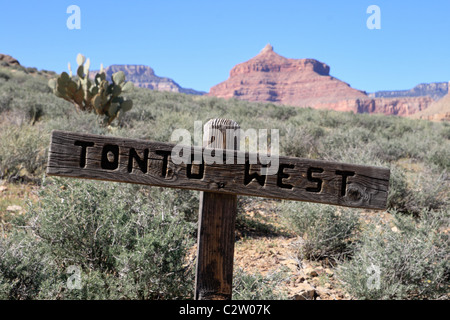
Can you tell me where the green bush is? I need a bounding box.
[440,124,450,140]
[337,209,449,300]
[0,230,55,299]
[146,187,199,224]
[0,124,48,181]
[280,125,322,158]
[428,148,450,171]
[26,67,38,74]
[0,93,12,113]
[0,179,195,299]
[280,202,360,262]
[0,71,11,81]
[386,164,410,211]
[387,165,449,216]
[404,170,449,214]
[44,111,109,136]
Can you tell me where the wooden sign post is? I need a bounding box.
[46,118,390,300]
[195,119,240,300]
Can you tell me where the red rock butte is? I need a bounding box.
[209,44,434,116]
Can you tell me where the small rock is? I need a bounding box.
[6,205,22,212]
[0,186,7,193]
[280,258,299,272]
[295,274,306,283]
[316,286,332,299]
[292,283,316,300]
[303,267,319,277]
[324,268,334,277]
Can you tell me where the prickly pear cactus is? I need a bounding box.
[48,53,133,125]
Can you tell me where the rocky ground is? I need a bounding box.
[186,198,358,300]
[233,199,352,300]
[234,236,350,300]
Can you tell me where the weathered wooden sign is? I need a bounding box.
[47,120,390,301]
[47,130,389,210]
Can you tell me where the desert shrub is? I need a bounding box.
[319,126,374,162]
[0,71,70,124]
[337,209,449,300]
[387,164,449,216]
[386,164,410,211]
[146,187,199,224]
[280,202,360,261]
[0,93,12,113]
[317,109,349,128]
[232,268,288,300]
[440,124,450,140]
[371,138,409,162]
[383,118,415,137]
[0,124,48,181]
[280,125,323,158]
[26,67,37,74]
[0,179,195,299]
[427,148,450,171]
[0,71,10,81]
[265,103,297,121]
[26,103,44,124]
[44,111,109,136]
[351,113,391,132]
[22,79,52,94]
[0,230,57,300]
[404,170,449,214]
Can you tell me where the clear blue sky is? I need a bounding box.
[1,0,449,93]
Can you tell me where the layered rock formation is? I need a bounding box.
[90,65,205,95]
[313,96,433,116]
[210,44,367,106]
[209,44,434,116]
[369,82,448,101]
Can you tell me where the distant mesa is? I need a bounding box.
[0,54,20,66]
[410,83,450,121]
[90,64,205,95]
[369,82,448,101]
[208,44,437,116]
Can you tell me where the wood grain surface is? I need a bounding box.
[47,130,390,210]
